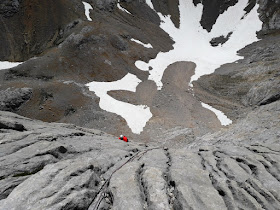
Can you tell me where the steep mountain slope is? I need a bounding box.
[0,0,84,61]
[1,0,279,142]
[193,34,280,120]
[0,0,280,209]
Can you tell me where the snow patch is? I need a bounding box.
[82,1,93,21]
[86,1,261,134]
[0,61,22,70]
[139,0,262,89]
[146,0,154,10]
[86,73,153,134]
[131,38,153,48]
[117,1,131,14]
[201,102,232,126]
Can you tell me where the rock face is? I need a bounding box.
[0,0,84,61]
[0,99,279,209]
[258,0,280,35]
[0,88,32,111]
[0,1,280,209]
[193,0,240,32]
[0,0,279,139]
[0,0,20,18]
[108,61,223,143]
[193,34,280,120]
[91,0,117,11]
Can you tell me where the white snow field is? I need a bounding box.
[136,0,262,89]
[87,1,262,133]
[82,1,93,21]
[131,38,153,48]
[201,103,232,126]
[86,74,152,134]
[0,61,22,70]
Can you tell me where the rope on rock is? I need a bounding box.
[88,146,162,210]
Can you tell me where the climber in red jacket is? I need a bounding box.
[119,135,128,142]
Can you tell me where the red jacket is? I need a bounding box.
[119,136,128,142]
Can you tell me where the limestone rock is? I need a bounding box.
[0,88,32,112]
[0,108,279,209]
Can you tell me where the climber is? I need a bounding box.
[119,134,128,142]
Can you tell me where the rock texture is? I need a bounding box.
[108,62,223,143]
[193,34,280,120]
[0,88,32,111]
[0,0,279,140]
[0,0,174,139]
[258,0,280,35]
[0,98,279,209]
[0,0,84,61]
[0,1,280,208]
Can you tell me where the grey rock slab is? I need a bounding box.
[0,176,27,200]
[110,162,143,210]
[0,88,32,112]
[0,157,99,210]
[142,167,170,210]
[140,148,170,209]
[189,101,280,148]
[1,108,280,210]
[140,148,168,168]
[226,180,263,209]
[169,149,227,210]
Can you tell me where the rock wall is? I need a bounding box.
[0,0,83,61]
[0,88,32,111]
[258,0,280,35]
[193,32,280,120]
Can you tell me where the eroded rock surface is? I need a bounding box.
[0,99,279,209]
[0,88,32,111]
[0,1,280,209]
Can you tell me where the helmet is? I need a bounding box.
[120,135,124,138]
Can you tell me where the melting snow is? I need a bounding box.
[131,38,153,48]
[0,61,22,70]
[82,1,93,21]
[86,73,152,134]
[201,103,232,126]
